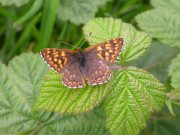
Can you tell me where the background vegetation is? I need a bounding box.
[0,0,180,135]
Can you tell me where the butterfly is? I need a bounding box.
[40,38,123,89]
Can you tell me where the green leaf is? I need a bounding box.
[130,42,180,83]
[165,99,176,116]
[0,0,31,7]
[140,107,180,135]
[169,54,180,90]
[0,53,108,134]
[0,53,50,134]
[34,69,111,114]
[83,18,152,62]
[136,0,180,47]
[31,108,109,135]
[104,67,165,135]
[167,90,180,101]
[58,0,111,25]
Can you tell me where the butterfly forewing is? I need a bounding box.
[41,48,85,88]
[85,38,123,64]
[40,48,74,73]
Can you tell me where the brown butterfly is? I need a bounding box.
[40,38,123,89]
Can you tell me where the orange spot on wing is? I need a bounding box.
[97,53,103,59]
[114,51,119,54]
[105,43,111,47]
[105,52,109,56]
[61,52,66,56]
[105,46,111,49]
[58,60,62,64]
[73,82,77,86]
[54,58,58,62]
[54,54,59,57]
[109,49,113,53]
[105,57,110,61]
[64,58,67,65]
[78,82,82,85]
[97,46,103,51]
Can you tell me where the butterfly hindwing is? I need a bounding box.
[40,48,73,73]
[80,56,111,86]
[61,59,85,88]
[85,38,123,64]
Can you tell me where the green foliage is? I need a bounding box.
[130,42,180,83]
[36,0,59,51]
[0,53,48,133]
[169,54,180,90]
[0,53,108,134]
[35,109,109,135]
[58,0,111,25]
[35,69,111,114]
[104,67,165,135]
[13,0,43,27]
[0,0,178,134]
[83,18,152,62]
[136,0,180,47]
[140,107,180,135]
[168,54,180,106]
[0,0,30,7]
[34,18,166,135]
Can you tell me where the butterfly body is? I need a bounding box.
[74,50,87,67]
[40,38,123,89]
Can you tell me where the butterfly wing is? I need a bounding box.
[61,58,85,88]
[40,48,74,73]
[80,57,111,86]
[40,48,85,88]
[85,38,123,64]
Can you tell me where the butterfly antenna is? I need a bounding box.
[78,32,92,49]
[57,39,78,49]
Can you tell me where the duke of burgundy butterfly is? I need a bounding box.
[40,37,123,89]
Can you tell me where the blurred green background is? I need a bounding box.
[0,0,151,63]
[0,0,180,135]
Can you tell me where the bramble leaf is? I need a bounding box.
[34,69,111,114]
[0,53,49,134]
[0,53,108,134]
[83,18,152,62]
[58,0,111,25]
[136,0,180,47]
[34,108,109,135]
[104,67,165,135]
[169,54,180,90]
